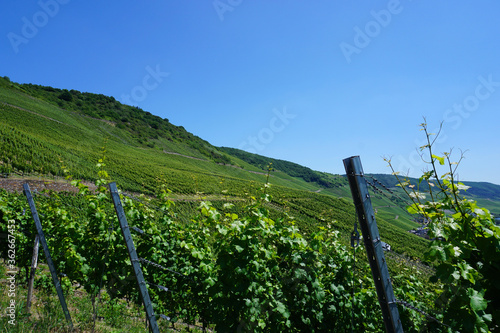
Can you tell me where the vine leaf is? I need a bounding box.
[468,289,487,312]
[431,154,445,165]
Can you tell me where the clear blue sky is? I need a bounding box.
[2,1,499,184]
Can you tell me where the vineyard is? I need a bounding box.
[1,77,500,332]
[0,165,438,332]
[2,158,496,332]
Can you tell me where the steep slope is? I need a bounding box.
[0,76,429,258]
[7,78,231,164]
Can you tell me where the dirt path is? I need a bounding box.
[0,177,243,202]
[162,150,269,176]
[162,150,208,162]
[0,177,96,194]
[1,102,65,125]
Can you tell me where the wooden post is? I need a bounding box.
[23,184,73,329]
[343,156,403,333]
[109,182,160,333]
[26,235,40,312]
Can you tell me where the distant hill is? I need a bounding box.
[219,147,347,189]
[367,173,500,215]
[368,173,500,201]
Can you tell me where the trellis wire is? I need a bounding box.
[366,179,384,195]
[146,281,170,293]
[372,177,394,194]
[395,299,450,329]
[134,257,187,278]
[366,177,411,208]
[370,176,414,207]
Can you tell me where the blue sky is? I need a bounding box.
[1,1,499,184]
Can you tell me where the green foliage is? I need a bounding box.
[387,121,500,332]
[58,90,73,102]
[391,263,437,331]
[0,78,459,264]
[0,189,38,272]
[0,82,424,260]
[1,167,390,331]
[142,188,385,332]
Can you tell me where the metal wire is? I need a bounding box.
[135,257,187,278]
[372,177,394,194]
[366,179,384,195]
[146,281,170,293]
[365,176,414,213]
[395,299,451,329]
[158,314,171,321]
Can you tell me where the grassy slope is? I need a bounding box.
[0,77,431,258]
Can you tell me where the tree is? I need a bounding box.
[58,90,73,102]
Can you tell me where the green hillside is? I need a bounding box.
[5,76,500,331]
[0,76,427,258]
[219,147,347,189]
[3,74,499,257]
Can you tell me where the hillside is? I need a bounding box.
[16,80,232,165]
[0,75,438,259]
[2,75,500,257]
[218,148,500,226]
[219,147,347,189]
[5,76,500,331]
